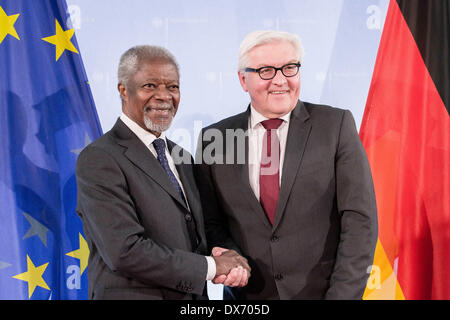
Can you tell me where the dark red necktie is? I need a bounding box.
[259,118,283,224]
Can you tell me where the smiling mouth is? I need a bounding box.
[144,105,174,115]
[269,90,289,95]
[151,108,170,114]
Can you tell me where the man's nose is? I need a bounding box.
[154,85,172,100]
[271,69,287,85]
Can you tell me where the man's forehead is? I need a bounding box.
[135,60,179,79]
[252,58,298,69]
[247,41,298,67]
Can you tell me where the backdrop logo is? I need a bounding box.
[66,5,81,30]
[366,5,382,30]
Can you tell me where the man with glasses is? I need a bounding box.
[195,30,377,299]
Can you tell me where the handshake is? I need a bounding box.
[211,247,251,287]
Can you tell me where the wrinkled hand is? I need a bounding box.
[212,247,251,287]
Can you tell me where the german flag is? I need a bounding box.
[360,0,449,299]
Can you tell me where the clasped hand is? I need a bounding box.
[212,247,251,287]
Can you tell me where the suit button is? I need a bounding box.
[274,273,283,281]
[270,235,279,242]
[185,214,192,222]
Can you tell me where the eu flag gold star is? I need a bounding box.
[66,233,89,275]
[0,6,20,44]
[42,19,78,61]
[12,255,50,299]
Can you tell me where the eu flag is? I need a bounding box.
[0,0,102,299]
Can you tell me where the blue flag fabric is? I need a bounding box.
[0,0,102,299]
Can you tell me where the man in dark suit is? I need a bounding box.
[194,30,378,299]
[75,45,250,300]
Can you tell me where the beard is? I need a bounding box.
[143,103,175,133]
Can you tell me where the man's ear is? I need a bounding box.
[238,71,249,92]
[118,83,127,101]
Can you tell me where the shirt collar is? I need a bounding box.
[249,104,291,129]
[120,113,166,147]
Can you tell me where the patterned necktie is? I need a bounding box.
[259,118,283,225]
[153,138,199,249]
[152,138,186,203]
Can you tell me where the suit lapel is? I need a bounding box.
[273,101,311,229]
[168,140,196,212]
[231,108,273,228]
[112,119,187,209]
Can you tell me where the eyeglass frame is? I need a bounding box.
[244,62,301,80]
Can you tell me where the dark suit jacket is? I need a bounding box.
[76,118,209,300]
[194,100,378,299]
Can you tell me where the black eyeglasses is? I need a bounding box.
[244,62,301,80]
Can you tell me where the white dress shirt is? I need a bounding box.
[247,106,291,199]
[120,113,216,281]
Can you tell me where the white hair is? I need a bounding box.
[118,45,179,87]
[237,30,304,71]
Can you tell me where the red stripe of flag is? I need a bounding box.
[360,0,450,300]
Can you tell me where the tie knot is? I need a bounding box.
[152,138,166,154]
[261,118,283,130]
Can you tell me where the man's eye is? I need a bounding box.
[259,68,272,75]
[169,85,179,91]
[143,83,156,88]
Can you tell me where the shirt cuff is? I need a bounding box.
[205,256,216,281]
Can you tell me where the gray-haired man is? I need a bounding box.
[195,30,377,300]
[75,45,250,300]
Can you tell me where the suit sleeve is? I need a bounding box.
[194,130,241,253]
[325,110,378,299]
[75,146,207,295]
